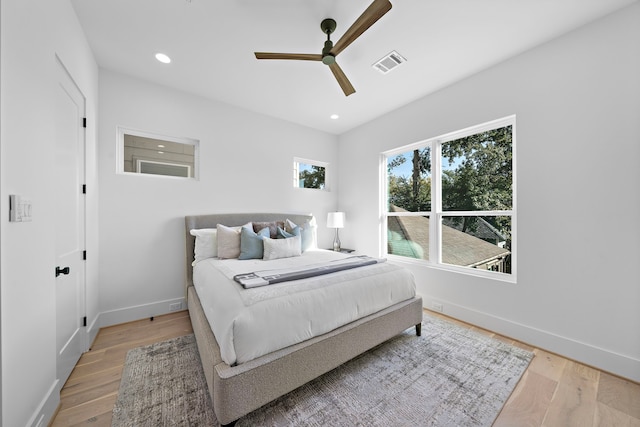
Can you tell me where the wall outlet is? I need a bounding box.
[431,302,444,312]
[169,302,182,312]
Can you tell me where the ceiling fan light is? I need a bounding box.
[322,54,335,65]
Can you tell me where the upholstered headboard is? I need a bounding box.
[184,212,314,292]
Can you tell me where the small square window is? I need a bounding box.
[293,158,328,190]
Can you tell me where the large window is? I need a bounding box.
[383,116,515,281]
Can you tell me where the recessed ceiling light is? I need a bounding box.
[158,151,164,154]
[157,144,165,148]
[155,53,171,64]
[330,114,340,120]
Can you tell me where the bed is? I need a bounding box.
[185,213,424,426]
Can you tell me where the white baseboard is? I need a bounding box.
[97,297,187,329]
[28,379,59,427]
[421,295,640,383]
[85,313,100,348]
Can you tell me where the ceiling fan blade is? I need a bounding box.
[255,52,323,61]
[328,62,356,96]
[330,0,392,57]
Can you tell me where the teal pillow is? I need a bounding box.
[277,226,298,239]
[284,219,316,252]
[239,226,270,260]
[297,225,314,252]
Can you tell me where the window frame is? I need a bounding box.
[117,126,200,180]
[293,157,329,191]
[381,115,517,283]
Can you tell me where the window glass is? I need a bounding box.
[294,159,327,190]
[387,148,431,212]
[441,215,512,273]
[387,215,430,261]
[118,128,198,179]
[441,126,512,211]
[383,117,515,280]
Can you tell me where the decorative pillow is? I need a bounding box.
[252,221,285,239]
[263,235,302,260]
[284,218,316,252]
[217,224,246,259]
[189,228,218,265]
[276,226,298,239]
[239,226,270,260]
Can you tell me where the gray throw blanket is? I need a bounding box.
[234,255,386,288]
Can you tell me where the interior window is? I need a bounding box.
[118,128,199,179]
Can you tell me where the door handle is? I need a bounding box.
[55,266,70,277]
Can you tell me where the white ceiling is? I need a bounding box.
[71,0,637,135]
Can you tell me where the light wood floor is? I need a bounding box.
[51,309,640,427]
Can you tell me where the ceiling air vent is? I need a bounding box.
[372,50,406,74]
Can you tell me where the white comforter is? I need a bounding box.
[193,249,416,365]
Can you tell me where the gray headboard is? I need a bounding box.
[184,212,314,291]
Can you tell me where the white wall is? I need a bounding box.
[0,0,100,425]
[98,70,339,324]
[338,3,640,382]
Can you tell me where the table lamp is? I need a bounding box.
[327,212,345,251]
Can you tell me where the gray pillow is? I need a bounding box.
[252,221,284,239]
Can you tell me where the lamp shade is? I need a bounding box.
[327,212,345,228]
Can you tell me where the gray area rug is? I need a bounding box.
[112,316,533,426]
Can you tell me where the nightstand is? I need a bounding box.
[327,248,355,254]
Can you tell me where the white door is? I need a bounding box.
[54,59,86,386]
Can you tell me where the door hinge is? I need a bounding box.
[82,184,86,194]
[83,250,87,260]
[83,316,87,327]
[83,117,87,128]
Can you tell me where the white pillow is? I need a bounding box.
[190,228,217,266]
[217,223,249,259]
[263,235,302,260]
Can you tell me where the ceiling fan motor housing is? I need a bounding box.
[322,41,335,64]
[321,19,337,65]
[320,18,337,35]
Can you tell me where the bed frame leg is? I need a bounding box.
[416,323,422,336]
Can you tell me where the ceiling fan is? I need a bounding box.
[254,0,392,96]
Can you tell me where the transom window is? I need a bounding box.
[383,116,516,281]
[117,127,199,179]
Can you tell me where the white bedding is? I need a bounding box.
[193,249,416,365]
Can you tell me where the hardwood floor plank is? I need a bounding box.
[597,372,640,419]
[595,402,640,427]
[51,393,118,426]
[494,370,557,427]
[542,361,599,427]
[59,378,120,411]
[529,348,568,383]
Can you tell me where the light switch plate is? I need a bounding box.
[9,195,32,222]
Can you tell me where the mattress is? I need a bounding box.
[193,249,416,365]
